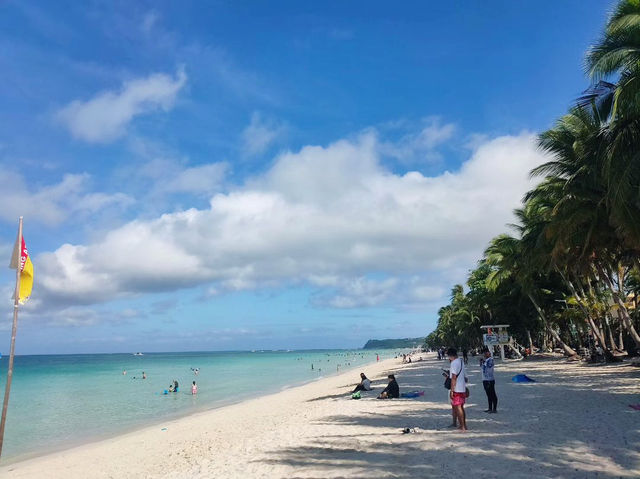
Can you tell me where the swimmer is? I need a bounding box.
[142,371,147,379]
[191,381,198,395]
[122,369,127,375]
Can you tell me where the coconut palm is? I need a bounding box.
[584,0,640,249]
[534,104,640,350]
[484,234,578,357]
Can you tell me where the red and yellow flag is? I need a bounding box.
[9,236,33,304]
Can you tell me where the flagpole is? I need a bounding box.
[0,216,23,459]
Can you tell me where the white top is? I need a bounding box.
[449,357,466,393]
[481,356,495,381]
[362,379,371,390]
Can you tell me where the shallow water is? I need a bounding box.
[0,349,397,459]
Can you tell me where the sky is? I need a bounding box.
[0,0,617,354]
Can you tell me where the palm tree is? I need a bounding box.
[585,0,640,249]
[484,234,578,357]
[534,104,640,351]
[586,0,640,120]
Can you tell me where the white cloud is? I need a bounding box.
[56,69,187,143]
[313,277,399,308]
[35,129,548,308]
[241,112,285,156]
[0,170,132,226]
[381,117,456,163]
[138,158,228,196]
[141,11,159,34]
[311,276,446,309]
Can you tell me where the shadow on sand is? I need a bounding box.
[256,356,640,479]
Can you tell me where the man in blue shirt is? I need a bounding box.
[480,348,498,413]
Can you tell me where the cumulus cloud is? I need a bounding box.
[241,112,285,156]
[138,158,228,196]
[35,130,548,308]
[310,276,446,309]
[56,69,187,143]
[381,117,456,163]
[0,170,132,226]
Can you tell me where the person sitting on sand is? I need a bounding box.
[377,374,399,399]
[352,373,372,393]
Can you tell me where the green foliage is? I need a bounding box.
[362,338,424,350]
[426,1,640,356]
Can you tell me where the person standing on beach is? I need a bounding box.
[480,348,497,413]
[448,348,467,431]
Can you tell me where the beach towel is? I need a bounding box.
[512,374,535,383]
[400,391,425,398]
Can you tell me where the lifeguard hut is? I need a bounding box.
[481,324,513,360]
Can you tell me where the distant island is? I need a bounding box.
[362,338,424,350]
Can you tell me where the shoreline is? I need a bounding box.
[0,352,400,466]
[2,353,639,478]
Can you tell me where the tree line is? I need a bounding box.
[426,0,640,361]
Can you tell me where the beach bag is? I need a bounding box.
[351,391,361,400]
[444,377,451,390]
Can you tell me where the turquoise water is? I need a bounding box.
[0,349,396,460]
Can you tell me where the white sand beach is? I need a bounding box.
[1,353,639,479]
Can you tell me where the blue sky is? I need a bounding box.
[0,1,616,354]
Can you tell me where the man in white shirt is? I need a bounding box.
[447,347,467,431]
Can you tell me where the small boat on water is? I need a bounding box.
[133,352,144,356]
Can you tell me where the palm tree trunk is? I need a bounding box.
[562,275,614,361]
[597,264,640,350]
[617,316,625,350]
[605,316,618,351]
[526,329,534,351]
[597,318,606,348]
[526,293,578,357]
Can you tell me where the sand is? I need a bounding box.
[1,353,639,478]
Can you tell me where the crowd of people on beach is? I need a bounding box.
[349,346,499,432]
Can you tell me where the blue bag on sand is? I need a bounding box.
[400,390,425,398]
[512,374,535,383]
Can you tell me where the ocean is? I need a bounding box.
[0,349,398,460]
